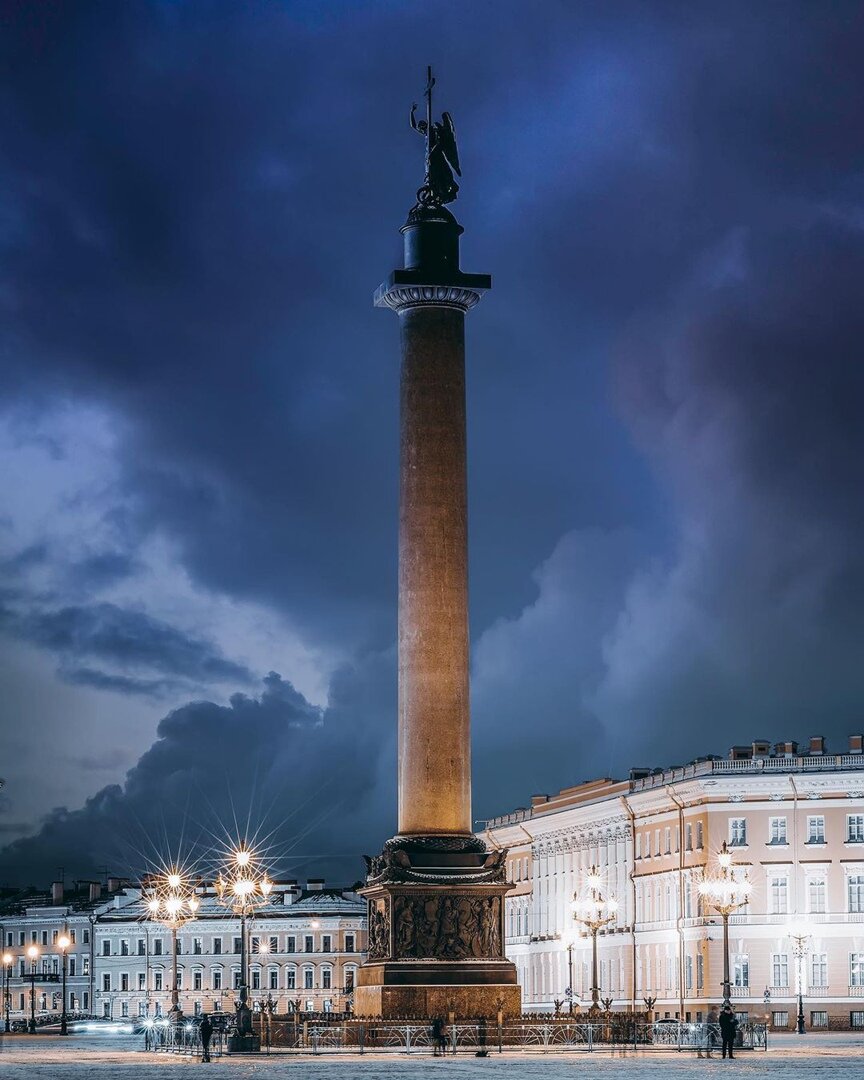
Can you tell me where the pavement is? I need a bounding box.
[0,1031,861,1077]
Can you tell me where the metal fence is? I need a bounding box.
[145,1021,227,1058]
[243,1019,768,1055]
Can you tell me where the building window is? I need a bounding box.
[664,828,671,855]
[138,1002,147,1018]
[645,832,651,859]
[655,829,660,855]
[695,822,704,850]
[102,940,111,956]
[138,973,146,991]
[83,957,89,976]
[635,833,642,860]
[808,877,826,914]
[685,824,693,851]
[193,971,202,991]
[269,936,278,953]
[233,938,242,954]
[811,1011,828,1029]
[771,1011,788,1028]
[82,930,89,945]
[137,938,146,956]
[233,970,241,990]
[269,969,278,990]
[153,939,163,956]
[102,973,111,992]
[322,968,332,989]
[729,819,747,846]
[213,970,222,990]
[848,815,864,843]
[303,968,314,990]
[733,955,749,988]
[251,969,261,990]
[213,938,222,955]
[849,875,864,913]
[769,818,787,845]
[193,938,202,955]
[345,968,355,990]
[852,1011,864,1029]
[807,816,825,844]
[685,954,693,990]
[52,930,58,945]
[852,954,864,987]
[154,972,163,992]
[175,938,181,955]
[120,939,129,956]
[811,953,827,986]
[769,876,789,915]
[251,937,260,954]
[305,936,314,953]
[287,936,296,953]
[322,935,332,953]
[120,973,129,992]
[771,954,788,988]
[345,934,355,953]
[287,968,296,990]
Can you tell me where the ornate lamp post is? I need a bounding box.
[144,869,201,1022]
[571,866,618,1015]
[698,842,752,1009]
[2,952,12,1033]
[214,845,273,1048]
[58,932,71,1036]
[789,928,810,1035]
[26,944,39,1033]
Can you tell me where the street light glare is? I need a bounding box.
[2,952,11,965]
[58,934,70,950]
[235,849,251,867]
[167,873,182,888]
[26,945,39,960]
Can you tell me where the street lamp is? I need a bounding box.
[789,927,810,1036]
[698,842,752,1009]
[571,865,619,1015]
[2,951,12,1032]
[561,932,576,1014]
[26,944,39,1033]
[143,868,201,1022]
[58,932,71,1036]
[214,844,273,1047]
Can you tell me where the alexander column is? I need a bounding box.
[356,70,520,1020]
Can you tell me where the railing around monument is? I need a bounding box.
[251,1018,767,1054]
[146,1020,227,1057]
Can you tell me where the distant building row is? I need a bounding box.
[484,734,864,1031]
[0,878,365,1021]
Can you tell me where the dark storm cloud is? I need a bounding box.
[0,601,254,689]
[0,667,394,885]
[3,1,864,875]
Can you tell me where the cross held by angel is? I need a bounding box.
[411,68,461,207]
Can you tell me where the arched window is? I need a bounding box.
[285,964,297,991]
[268,966,279,991]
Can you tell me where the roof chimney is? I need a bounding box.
[51,881,64,906]
[809,736,825,755]
[306,879,324,892]
[774,740,798,757]
[107,877,124,894]
[850,734,863,755]
[629,768,651,782]
[89,881,103,903]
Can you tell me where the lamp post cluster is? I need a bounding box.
[698,841,752,1009]
[214,846,273,1040]
[143,869,201,1021]
[571,865,619,1015]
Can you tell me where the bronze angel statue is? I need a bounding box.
[410,95,461,207]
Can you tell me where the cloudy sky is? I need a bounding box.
[1,1,863,887]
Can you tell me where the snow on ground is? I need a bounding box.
[0,1032,862,1078]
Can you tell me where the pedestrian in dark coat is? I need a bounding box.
[719,1006,738,1058]
[199,1015,213,1063]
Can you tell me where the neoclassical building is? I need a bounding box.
[483,734,864,1030]
[1,878,365,1022]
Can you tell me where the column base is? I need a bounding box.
[356,836,520,1020]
